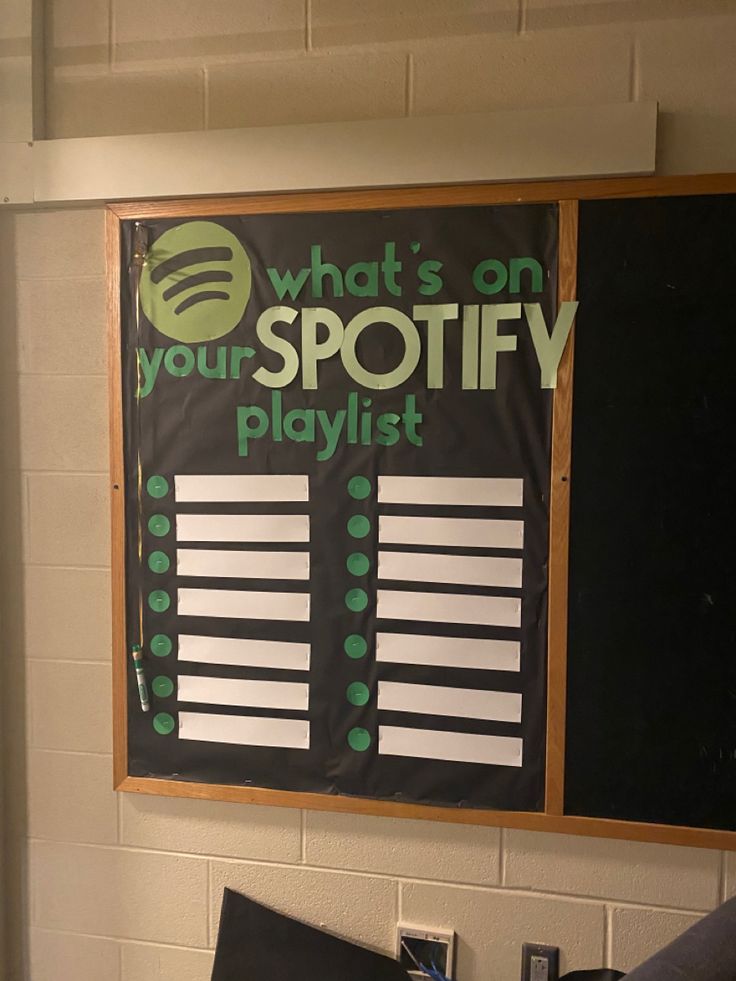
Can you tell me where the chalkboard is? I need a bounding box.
[566,193,736,831]
[108,176,736,849]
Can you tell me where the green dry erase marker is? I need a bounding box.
[131,644,150,712]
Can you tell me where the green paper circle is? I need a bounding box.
[153,712,175,735]
[148,589,171,613]
[345,588,368,612]
[148,550,170,574]
[346,682,370,706]
[344,634,367,659]
[348,727,371,752]
[152,675,174,698]
[146,475,169,499]
[148,514,171,537]
[347,515,370,539]
[346,552,370,576]
[348,476,371,500]
[150,634,172,657]
[139,221,252,344]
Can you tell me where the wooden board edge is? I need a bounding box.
[544,201,579,815]
[106,173,736,220]
[116,775,736,851]
[106,206,128,789]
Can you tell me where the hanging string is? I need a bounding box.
[129,222,149,654]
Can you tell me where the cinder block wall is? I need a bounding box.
[2,2,736,979]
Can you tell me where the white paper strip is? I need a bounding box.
[178,675,309,710]
[175,474,308,502]
[179,712,309,749]
[177,549,309,580]
[377,590,520,627]
[376,633,520,672]
[379,725,523,767]
[379,515,523,550]
[378,476,523,507]
[176,513,309,543]
[378,551,522,588]
[178,588,309,621]
[378,681,521,722]
[178,634,310,671]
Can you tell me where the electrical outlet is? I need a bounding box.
[397,925,455,980]
[521,943,559,981]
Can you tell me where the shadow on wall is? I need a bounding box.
[0,212,30,981]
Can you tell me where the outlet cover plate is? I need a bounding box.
[397,924,455,980]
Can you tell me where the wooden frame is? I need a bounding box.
[109,173,736,850]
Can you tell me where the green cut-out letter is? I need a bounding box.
[342,307,420,390]
[237,406,269,456]
[524,301,578,388]
[252,307,299,388]
[479,303,521,389]
[301,308,344,389]
[138,348,163,398]
[414,303,458,389]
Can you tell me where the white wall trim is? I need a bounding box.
[0,102,657,207]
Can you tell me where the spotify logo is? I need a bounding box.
[140,221,251,342]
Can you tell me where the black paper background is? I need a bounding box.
[121,203,556,811]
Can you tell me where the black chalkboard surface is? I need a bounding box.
[566,194,736,830]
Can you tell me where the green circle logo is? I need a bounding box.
[140,221,251,342]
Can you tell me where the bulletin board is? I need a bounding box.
[108,174,736,849]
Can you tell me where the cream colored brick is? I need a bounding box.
[29,661,112,753]
[18,375,108,472]
[0,373,21,466]
[726,852,736,898]
[121,943,214,981]
[639,14,736,174]
[114,0,304,67]
[402,881,604,979]
[504,831,720,910]
[28,749,118,844]
[31,841,208,944]
[311,0,517,48]
[0,57,33,142]
[413,28,630,116]
[209,861,397,953]
[526,0,727,30]
[14,209,104,279]
[655,111,736,177]
[29,928,119,981]
[24,566,111,661]
[47,70,204,139]
[121,793,301,861]
[17,276,107,374]
[26,473,109,566]
[305,811,499,885]
[0,0,31,36]
[46,0,110,74]
[208,52,405,130]
[609,907,702,973]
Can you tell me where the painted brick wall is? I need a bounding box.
[2,1,736,979]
